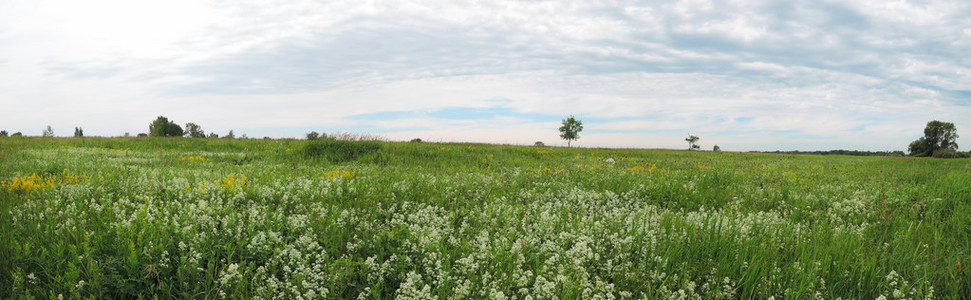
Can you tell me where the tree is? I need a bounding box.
[224,130,235,139]
[207,133,219,138]
[149,116,184,137]
[534,141,545,147]
[12,132,23,136]
[559,116,583,147]
[0,130,7,137]
[74,127,83,137]
[685,135,700,150]
[184,123,205,138]
[909,120,959,157]
[713,145,720,152]
[306,131,320,140]
[42,125,54,137]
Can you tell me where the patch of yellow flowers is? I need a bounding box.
[630,164,658,173]
[2,169,88,192]
[323,168,357,179]
[218,174,247,189]
[179,155,207,162]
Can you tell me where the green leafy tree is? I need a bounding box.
[224,130,235,139]
[908,120,959,157]
[149,116,184,137]
[306,131,320,140]
[42,125,54,137]
[0,130,7,137]
[74,127,83,137]
[207,132,219,138]
[559,116,583,147]
[713,145,720,152]
[12,132,22,136]
[184,123,205,138]
[685,135,700,150]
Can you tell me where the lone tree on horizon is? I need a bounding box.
[559,115,583,147]
[184,123,205,138]
[685,135,700,150]
[909,120,959,157]
[149,116,184,137]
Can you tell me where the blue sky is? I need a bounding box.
[1,0,969,151]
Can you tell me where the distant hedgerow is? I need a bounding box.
[303,139,383,162]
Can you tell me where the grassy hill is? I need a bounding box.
[1,136,969,298]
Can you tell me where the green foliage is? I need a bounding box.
[224,130,235,139]
[0,130,7,137]
[148,116,184,137]
[42,125,53,137]
[534,141,545,147]
[184,123,205,138]
[410,138,422,143]
[712,144,720,151]
[559,116,583,147]
[306,131,320,140]
[303,139,384,162]
[73,127,83,137]
[910,120,959,157]
[11,132,22,136]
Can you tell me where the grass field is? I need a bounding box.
[1,137,969,299]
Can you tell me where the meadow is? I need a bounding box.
[0,137,968,299]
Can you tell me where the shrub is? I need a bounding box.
[303,139,383,163]
[410,138,422,143]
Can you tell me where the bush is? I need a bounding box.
[932,148,962,158]
[303,139,383,163]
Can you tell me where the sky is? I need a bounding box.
[1,0,969,151]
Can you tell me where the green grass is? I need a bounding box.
[1,136,969,299]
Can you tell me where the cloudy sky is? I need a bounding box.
[1,0,969,151]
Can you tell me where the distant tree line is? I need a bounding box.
[2,118,966,160]
[753,150,907,157]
